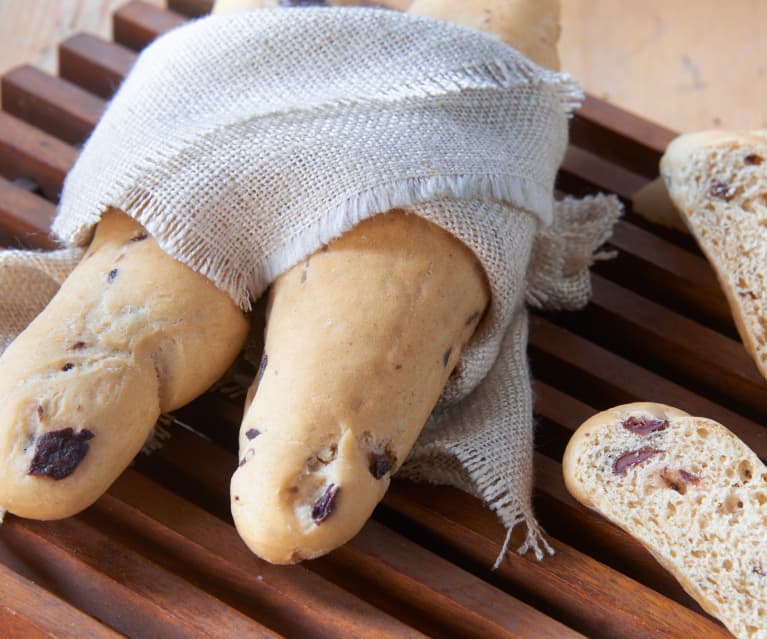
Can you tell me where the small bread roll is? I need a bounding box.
[231,211,489,563]
[0,209,249,519]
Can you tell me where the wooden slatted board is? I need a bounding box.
[0,2,763,637]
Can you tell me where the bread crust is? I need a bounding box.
[562,402,690,506]
[563,402,767,639]
[408,0,561,70]
[0,209,249,519]
[231,210,489,563]
[660,130,767,386]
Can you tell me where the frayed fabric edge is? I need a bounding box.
[492,508,555,570]
[409,438,556,568]
[56,172,553,311]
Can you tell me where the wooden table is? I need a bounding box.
[0,2,764,637]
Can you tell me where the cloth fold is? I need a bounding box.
[0,8,622,562]
[53,7,582,309]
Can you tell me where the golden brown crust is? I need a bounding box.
[231,210,489,563]
[408,0,561,70]
[0,209,248,519]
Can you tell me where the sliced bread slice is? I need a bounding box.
[660,130,767,382]
[563,402,767,639]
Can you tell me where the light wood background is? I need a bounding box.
[0,0,764,134]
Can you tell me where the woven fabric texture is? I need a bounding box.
[0,9,622,561]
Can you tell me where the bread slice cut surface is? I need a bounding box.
[563,402,767,639]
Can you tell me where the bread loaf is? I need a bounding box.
[221,0,560,564]
[231,211,488,563]
[407,0,561,70]
[0,209,249,519]
[660,130,767,383]
[563,402,767,639]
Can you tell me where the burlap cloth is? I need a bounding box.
[0,8,621,564]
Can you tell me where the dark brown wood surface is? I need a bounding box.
[0,2,761,637]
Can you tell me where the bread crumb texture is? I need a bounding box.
[564,403,767,639]
[661,131,767,380]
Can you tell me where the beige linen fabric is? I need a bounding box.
[0,8,621,561]
[0,247,83,355]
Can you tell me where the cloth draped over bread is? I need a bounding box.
[0,8,621,562]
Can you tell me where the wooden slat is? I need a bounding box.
[575,94,676,160]
[58,33,134,99]
[559,145,648,200]
[529,315,767,458]
[0,176,57,249]
[596,219,735,334]
[0,111,76,201]
[577,273,767,420]
[2,65,104,146]
[135,422,581,638]
[0,516,280,639]
[381,481,732,639]
[98,471,427,639]
[0,562,122,639]
[167,0,412,17]
[568,103,668,180]
[113,1,187,52]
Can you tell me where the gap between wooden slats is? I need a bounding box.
[0,517,280,639]
[90,472,428,639]
[139,398,728,639]
[0,111,75,201]
[2,66,104,147]
[0,561,122,639]
[528,315,767,459]
[0,177,57,249]
[132,424,576,639]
